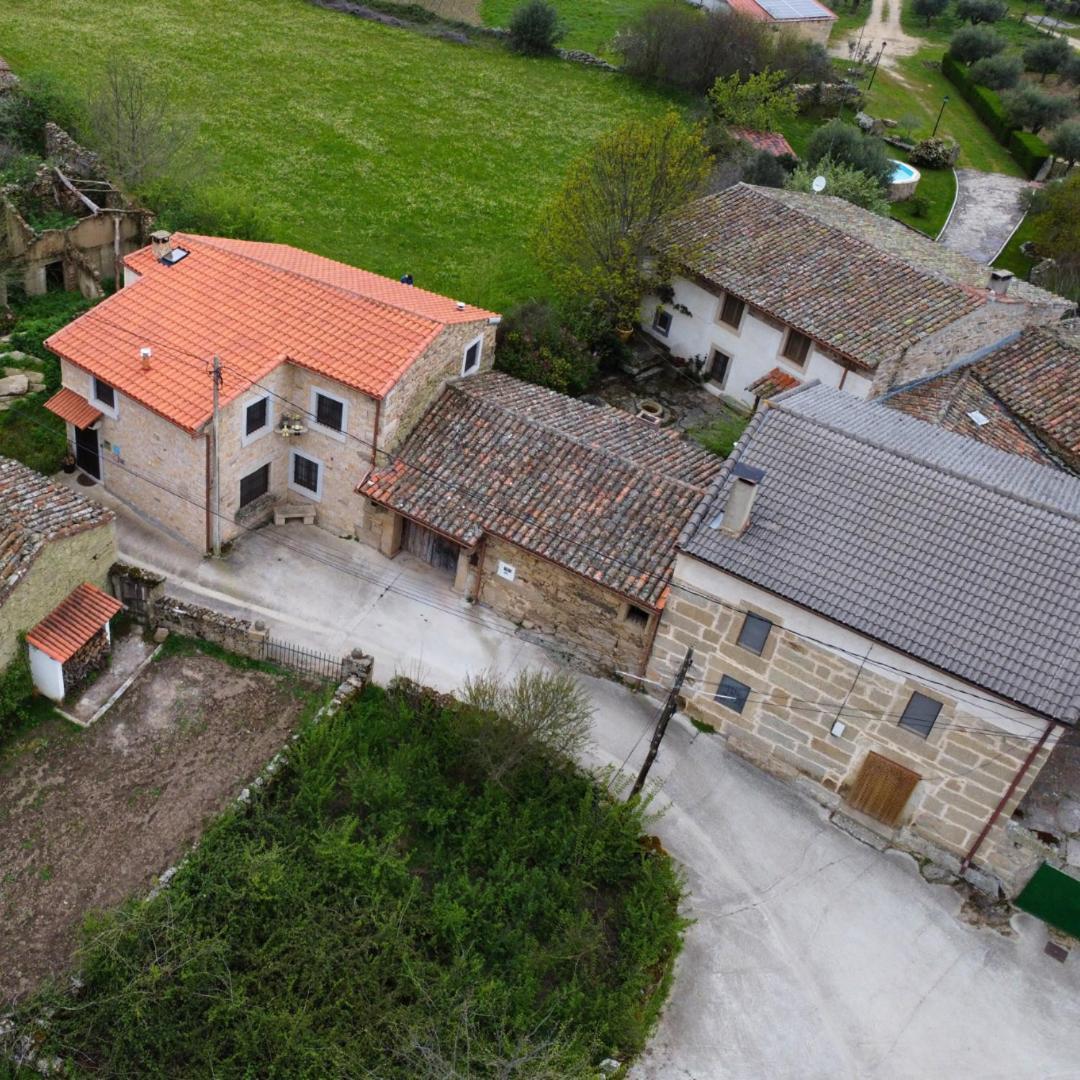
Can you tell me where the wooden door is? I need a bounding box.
[846,752,920,826]
[402,520,459,575]
[74,426,100,480]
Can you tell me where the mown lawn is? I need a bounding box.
[888,149,956,237]
[863,55,1024,175]
[481,0,654,55]
[993,210,1037,276]
[900,0,1053,50]
[4,0,676,313]
[9,681,685,1076]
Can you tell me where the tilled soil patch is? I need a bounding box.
[0,653,312,1006]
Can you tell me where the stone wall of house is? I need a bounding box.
[478,536,655,674]
[0,522,117,669]
[378,320,497,452]
[648,557,1057,896]
[876,298,1072,393]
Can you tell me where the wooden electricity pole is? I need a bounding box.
[628,647,694,801]
[210,355,223,557]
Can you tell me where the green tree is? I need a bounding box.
[1048,119,1080,168]
[1032,172,1080,278]
[507,0,566,56]
[806,118,893,189]
[954,0,1008,24]
[535,111,711,329]
[948,25,1007,64]
[1023,36,1072,82]
[785,158,890,215]
[1002,84,1074,133]
[969,53,1023,89]
[912,0,949,25]
[708,69,798,133]
[493,300,597,394]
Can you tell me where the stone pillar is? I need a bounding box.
[453,547,473,595]
[379,511,403,558]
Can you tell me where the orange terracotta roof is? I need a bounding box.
[46,234,497,434]
[27,582,123,664]
[746,367,802,399]
[730,128,797,159]
[44,387,103,429]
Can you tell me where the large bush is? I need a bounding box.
[954,0,1008,23]
[948,25,1007,64]
[0,651,35,746]
[1008,129,1053,177]
[969,53,1023,90]
[912,0,949,23]
[943,52,1014,141]
[494,300,598,394]
[785,157,890,215]
[1002,84,1073,133]
[11,681,687,1075]
[910,136,959,168]
[1049,118,1080,167]
[709,69,797,133]
[507,0,566,56]
[805,119,893,189]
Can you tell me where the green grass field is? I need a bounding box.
[480,0,654,55]
[993,210,1037,276]
[900,0,1049,49]
[4,0,676,313]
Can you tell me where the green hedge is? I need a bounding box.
[1008,130,1052,179]
[942,53,1051,177]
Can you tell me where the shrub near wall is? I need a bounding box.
[941,53,1051,176]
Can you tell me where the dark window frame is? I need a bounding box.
[245,396,269,437]
[314,392,344,432]
[719,293,745,329]
[239,463,270,508]
[716,674,751,714]
[737,612,773,655]
[898,691,942,739]
[292,452,320,494]
[92,377,116,410]
[709,348,731,385]
[782,329,812,366]
[652,308,673,337]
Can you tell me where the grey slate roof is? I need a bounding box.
[681,384,1080,722]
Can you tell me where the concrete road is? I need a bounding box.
[104,498,1080,1079]
[938,170,1036,265]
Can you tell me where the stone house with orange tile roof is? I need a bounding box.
[45,231,499,552]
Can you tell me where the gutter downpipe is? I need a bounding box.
[204,430,213,554]
[959,718,1056,876]
[371,397,381,467]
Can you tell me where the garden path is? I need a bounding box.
[937,168,1036,264]
[831,0,923,71]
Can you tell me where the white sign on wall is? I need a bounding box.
[496,561,516,582]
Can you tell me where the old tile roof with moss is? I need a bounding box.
[663,185,1066,371]
[360,372,725,608]
[884,323,1080,471]
[730,128,797,158]
[746,367,801,400]
[0,457,114,604]
[45,234,496,434]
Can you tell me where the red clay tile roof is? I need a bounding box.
[360,372,725,608]
[0,457,114,605]
[27,582,123,663]
[746,367,802,399]
[44,387,103,429]
[884,324,1080,471]
[663,186,985,371]
[46,234,497,433]
[730,128,797,158]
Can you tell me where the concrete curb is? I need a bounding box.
[989,209,1029,268]
[935,167,961,243]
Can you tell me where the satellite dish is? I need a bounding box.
[811,175,827,193]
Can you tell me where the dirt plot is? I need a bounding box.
[0,652,313,1006]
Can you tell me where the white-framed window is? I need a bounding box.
[461,336,483,376]
[241,393,272,446]
[288,449,323,501]
[308,386,348,441]
[91,376,119,419]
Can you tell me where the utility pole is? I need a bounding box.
[211,355,223,557]
[866,42,887,93]
[628,647,693,801]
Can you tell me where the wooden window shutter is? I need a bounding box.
[846,752,920,827]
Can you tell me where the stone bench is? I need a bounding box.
[273,503,316,526]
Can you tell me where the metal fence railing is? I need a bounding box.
[262,636,347,682]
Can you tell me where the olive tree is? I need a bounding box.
[1003,84,1074,133]
[1049,119,1080,168]
[948,25,1007,63]
[954,0,1008,24]
[969,53,1023,89]
[1023,36,1072,82]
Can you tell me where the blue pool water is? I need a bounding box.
[890,160,918,183]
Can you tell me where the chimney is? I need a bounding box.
[717,462,765,536]
[988,268,1013,297]
[150,229,173,262]
[139,346,152,371]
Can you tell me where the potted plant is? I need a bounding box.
[61,450,76,474]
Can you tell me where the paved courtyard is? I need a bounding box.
[88,490,1080,1077]
[938,169,1036,265]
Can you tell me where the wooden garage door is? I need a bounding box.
[846,752,920,826]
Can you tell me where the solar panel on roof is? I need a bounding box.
[755,0,831,18]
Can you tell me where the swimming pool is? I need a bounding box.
[887,158,921,202]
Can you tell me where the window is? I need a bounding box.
[624,604,650,627]
[715,674,751,714]
[462,337,482,375]
[91,377,117,417]
[289,450,322,500]
[242,395,271,444]
[708,349,730,386]
[652,308,672,336]
[315,393,344,432]
[737,612,772,655]
[898,691,942,739]
[719,293,745,329]
[782,329,812,367]
[239,463,270,508]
